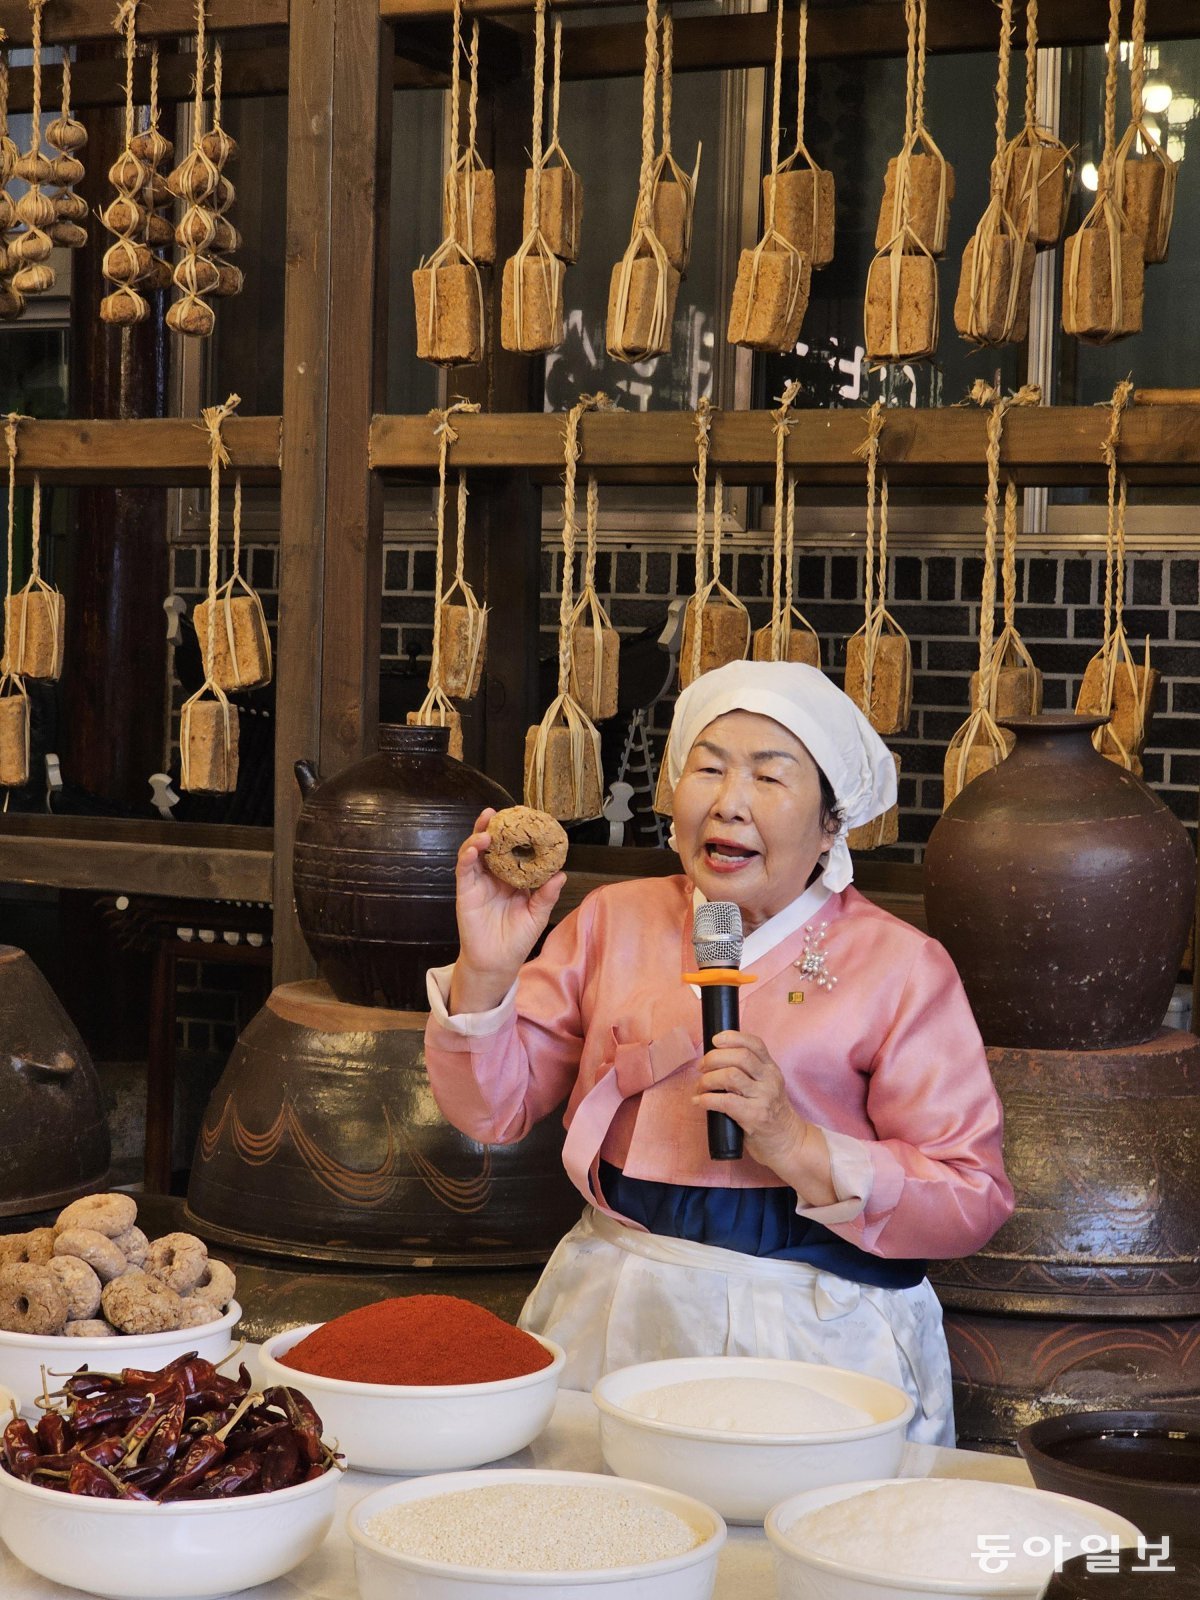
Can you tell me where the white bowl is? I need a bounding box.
[765,1477,1143,1600]
[0,1454,338,1599]
[0,1300,240,1415]
[258,1322,564,1473]
[593,1355,914,1524]
[349,1467,726,1600]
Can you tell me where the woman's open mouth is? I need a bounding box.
[703,840,759,871]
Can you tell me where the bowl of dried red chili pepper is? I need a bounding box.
[259,1295,565,1473]
[0,1351,342,1599]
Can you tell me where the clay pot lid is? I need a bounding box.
[1045,1547,1200,1596]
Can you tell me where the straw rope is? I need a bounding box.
[1099,377,1133,657]
[427,400,480,695]
[447,0,462,236]
[635,0,660,230]
[765,0,785,231]
[851,401,885,709]
[27,0,43,156]
[687,397,714,684]
[1100,0,1120,197]
[1001,478,1018,635]
[768,381,802,658]
[199,395,239,688]
[1130,0,1146,125]
[3,413,20,674]
[1024,0,1039,128]
[796,0,809,144]
[660,9,674,157]
[551,17,564,150]
[914,0,929,133]
[991,0,1014,187]
[530,0,546,228]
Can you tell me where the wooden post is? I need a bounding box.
[274,0,393,983]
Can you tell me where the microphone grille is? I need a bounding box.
[692,900,744,969]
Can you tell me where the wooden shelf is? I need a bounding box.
[0,0,286,44]
[383,0,1200,77]
[0,817,273,902]
[7,419,281,486]
[369,405,1200,488]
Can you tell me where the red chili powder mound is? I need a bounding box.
[280,1294,554,1386]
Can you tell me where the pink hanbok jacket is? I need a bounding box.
[423,878,1014,1261]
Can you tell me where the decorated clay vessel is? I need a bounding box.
[292,724,511,1011]
[186,981,581,1265]
[923,714,1195,1050]
[0,946,110,1215]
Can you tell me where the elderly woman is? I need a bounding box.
[424,661,1013,1445]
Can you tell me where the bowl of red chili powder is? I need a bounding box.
[258,1295,564,1473]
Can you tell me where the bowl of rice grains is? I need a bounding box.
[0,1351,341,1599]
[765,1477,1143,1600]
[258,1294,564,1473]
[592,1355,914,1523]
[349,1467,726,1600]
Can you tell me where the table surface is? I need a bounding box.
[0,1371,1032,1600]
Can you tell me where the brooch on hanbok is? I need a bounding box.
[794,923,837,991]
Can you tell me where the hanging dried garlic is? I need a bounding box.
[0,41,23,323]
[607,0,681,363]
[166,2,224,337]
[1062,0,1143,344]
[182,397,243,793]
[752,383,820,667]
[413,0,484,367]
[729,0,810,353]
[9,0,57,301]
[101,0,153,325]
[45,49,88,253]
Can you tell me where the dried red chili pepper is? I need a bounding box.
[259,1429,300,1492]
[3,1417,38,1478]
[35,1412,73,1455]
[191,1451,262,1498]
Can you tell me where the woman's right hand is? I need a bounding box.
[448,808,566,1014]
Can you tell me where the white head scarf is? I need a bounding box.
[665,660,897,893]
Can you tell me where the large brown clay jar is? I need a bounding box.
[923,715,1195,1050]
[0,947,110,1214]
[292,724,511,1011]
[186,981,581,1265]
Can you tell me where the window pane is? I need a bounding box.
[758,49,1024,412]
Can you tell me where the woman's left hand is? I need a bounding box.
[693,1030,810,1175]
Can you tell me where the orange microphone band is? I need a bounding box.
[681,969,758,987]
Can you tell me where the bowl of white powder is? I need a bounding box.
[592,1355,913,1524]
[765,1477,1143,1600]
[349,1467,726,1600]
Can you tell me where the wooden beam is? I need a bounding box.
[0,818,272,901]
[6,49,291,116]
[4,419,280,485]
[275,0,391,985]
[369,406,1200,487]
[0,0,286,44]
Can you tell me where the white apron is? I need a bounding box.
[518,1207,956,1447]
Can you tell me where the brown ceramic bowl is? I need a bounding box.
[1042,1547,1200,1598]
[1018,1410,1200,1551]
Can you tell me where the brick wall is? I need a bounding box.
[171,540,1200,867]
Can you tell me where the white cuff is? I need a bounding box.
[425,963,519,1036]
[794,1127,873,1224]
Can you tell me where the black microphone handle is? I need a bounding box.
[701,982,744,1161]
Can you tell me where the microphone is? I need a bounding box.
[690,901,755,1162]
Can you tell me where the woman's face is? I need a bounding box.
[672,710,835,933]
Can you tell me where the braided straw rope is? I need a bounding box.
[766,381,801,658]
[1064,0,1138,343]
[849,401,885,711]
[0,414,29,787]
[943,383,1040,805]
[526,398,606,818]
[505,0,563,352]
[684,397,713,685]
[568,468,618,718]
[1113,0,1177,265]
[1003,0,1073,249]
[1076,380,1151,767]
[180,394,240,791]
[418,401,480,723]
